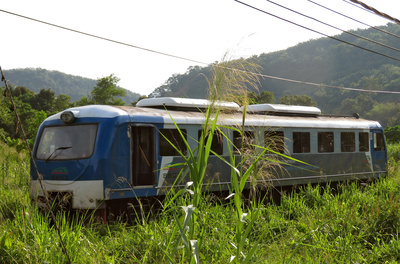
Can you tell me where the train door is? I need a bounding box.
[371,129,387,173]
[131,124,156,186]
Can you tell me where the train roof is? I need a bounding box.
[244,104,321,116]
[120,107,379,129]
[45,99,382,130]
[136,97,240,111]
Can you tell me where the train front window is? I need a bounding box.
[36,124,98,160]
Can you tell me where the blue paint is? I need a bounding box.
[31,104,388,211]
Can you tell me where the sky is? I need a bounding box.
[1,0,399,96]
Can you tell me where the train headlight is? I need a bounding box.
[60,111,75,124]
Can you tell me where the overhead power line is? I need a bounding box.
[0,9,208,67]
[265,0,400,54]
[307,0,400,40]
[1,8,399,95]
[348,0,400,25]
[343,0,380,16]
[233,0,400,63]
[0,67,72,263]
[255,72,400,94]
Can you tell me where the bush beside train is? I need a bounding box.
[30,97,387,216]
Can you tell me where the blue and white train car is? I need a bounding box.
[30,97,387,216]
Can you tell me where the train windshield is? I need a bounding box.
[36,124,98,161]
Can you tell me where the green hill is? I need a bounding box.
[2,68,141,104]
[150,23,400,127]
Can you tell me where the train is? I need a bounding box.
[30,97,387,219]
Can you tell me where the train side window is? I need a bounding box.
[198,130,223,155]
[374,133,385,151]
[359,132,369,152]
[341,132,355,152]
[131,125,155,186]
[159,129,187,156]
[318,132,334,153]
[265,131,285,154]
[233,131,254,154]
[293,132,310,153]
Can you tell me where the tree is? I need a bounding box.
[258,91,275,104]
[339,94,377,117]
[28,110,47,145]
[131,95,148,106]
[0,90,13,139]
[366,102,400,128]
[29,88,56,113]
[91,74,126,105]
[12,86,33,97]
[4,97,37,140]
[54,94,72,112]
[384,125,400,143]
[74,96,93,107]
[279,94,317,106]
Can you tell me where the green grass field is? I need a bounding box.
[1,142,400,263]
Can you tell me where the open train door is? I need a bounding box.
[131,124,156,186]
[371,129,387,174]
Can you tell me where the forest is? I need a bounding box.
[0,74,131,150]
[3,68,140,103]
[150,23,400,128]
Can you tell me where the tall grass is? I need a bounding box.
[160,55,266,262]
[0,142,29,222]
[2,83,400,262]
[388,142,400,162]
[1,141,400,262]
[160,55,315,263]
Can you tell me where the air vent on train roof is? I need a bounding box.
[244,104,321,116]
[136,97,240,111]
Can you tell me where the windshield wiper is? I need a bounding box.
[45,146,72,163]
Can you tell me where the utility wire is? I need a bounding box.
[255,71,400,94]
[348,0,400,25]
[264,0,400,54]
[219,59,400,94]
[0,67,72,264]
[343,0,378,16]
[0,9,208,66]
[234,0,400,62]
[307,0,400,40]
[1,8,399,95]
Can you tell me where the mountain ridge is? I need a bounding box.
[2,68,141,104]
[149,23,400,126]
